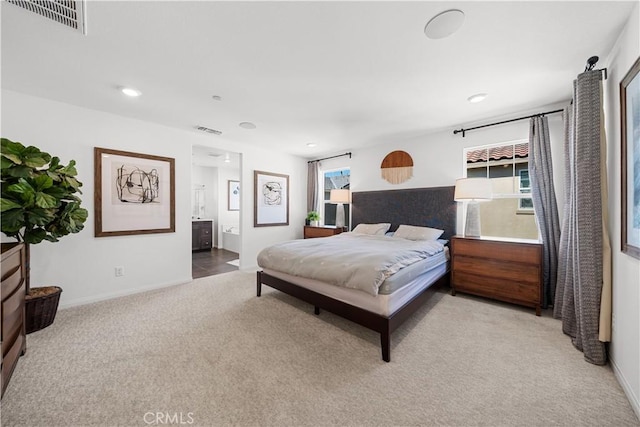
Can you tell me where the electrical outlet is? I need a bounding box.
[612,313,616,331]
[115,266,124,277]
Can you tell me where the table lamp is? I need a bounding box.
[454,178,492,237]
[329,189,350,229]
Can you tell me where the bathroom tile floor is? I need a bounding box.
[192,248,239,279]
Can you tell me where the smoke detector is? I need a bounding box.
[5,0,87,35]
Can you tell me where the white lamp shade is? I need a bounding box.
[330,189,350,204]
[454,178,492,201]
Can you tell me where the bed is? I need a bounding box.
[256,186,457,362]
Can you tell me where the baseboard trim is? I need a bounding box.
[611,356,640,421]
[58,277,193,309]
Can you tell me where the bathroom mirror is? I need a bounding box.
[193,184,206,219]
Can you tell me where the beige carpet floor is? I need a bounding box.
[1,271,638,427]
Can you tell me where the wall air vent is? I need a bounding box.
[5,0,87,35]
[195,126,222,135]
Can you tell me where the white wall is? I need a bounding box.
[603,3,640,419]
[241,151,307,269]
[349,105,566,231]
[2,90,307,306]
[1,90,193,308]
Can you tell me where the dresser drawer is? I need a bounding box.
[1,267,23,299]
[2,333,24,389]
[1,250,22,281]
[1,242,25,399]
[2,282,25,346]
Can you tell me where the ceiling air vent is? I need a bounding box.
[195,126,222,135]
[5,0,87,35]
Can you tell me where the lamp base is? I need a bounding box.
[464,202,481,237]
[336,203,345,229]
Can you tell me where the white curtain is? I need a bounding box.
[554,70,612,365]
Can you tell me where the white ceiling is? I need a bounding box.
[1,1,635,159]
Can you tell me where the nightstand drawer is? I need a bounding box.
[452,271,539,302]
[453,238,540,264]
[453,255,540,285]
[304,226,342,239]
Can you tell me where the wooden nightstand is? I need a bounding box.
[304,226,343,239]
[450,236,543,315]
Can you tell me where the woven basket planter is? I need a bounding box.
[25,286,62,334]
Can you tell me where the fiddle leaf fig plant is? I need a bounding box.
[0,138,88,245]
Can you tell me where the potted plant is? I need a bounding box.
[0,138,88,333]
[306,211,320,227]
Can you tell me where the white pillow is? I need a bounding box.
[393,224,444,241]
[351,223,391,235]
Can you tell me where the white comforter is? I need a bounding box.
[257,233,444,296]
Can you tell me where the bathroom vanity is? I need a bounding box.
[192,220,213,251]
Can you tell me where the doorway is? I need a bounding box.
[191,145,241,278]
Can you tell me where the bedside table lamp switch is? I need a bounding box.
[454,178,492,237]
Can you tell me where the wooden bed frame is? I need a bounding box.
[257,186,457,362]
[257,270,449,362]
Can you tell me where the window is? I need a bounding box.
[518,169,533,210]
[322,168,350,227]
[463,141,538,239]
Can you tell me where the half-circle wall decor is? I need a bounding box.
[380,150,414,184]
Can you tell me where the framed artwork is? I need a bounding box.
[621,56,640,259]
[228,180,240,211]
[254,170,289,227]
[94,147,175,237]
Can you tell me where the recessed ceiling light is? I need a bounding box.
[120,87,141,97]
[239,122,256,129]
[307,143,317,147]
[212,95,222,101]
[424,9,465,39]
[467,93,488,103]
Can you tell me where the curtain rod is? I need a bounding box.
[454,56,607,138]
[452,109,564,137]
[308,152,352,163]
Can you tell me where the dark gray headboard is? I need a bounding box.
[351,186,457,240]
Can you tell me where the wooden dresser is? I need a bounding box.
[303,226,343,239]
[451,236,543,315]
[1,243,27,398]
